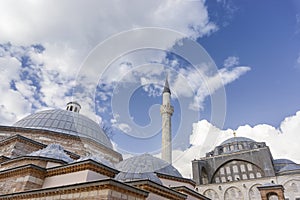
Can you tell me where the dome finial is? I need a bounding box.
[66,101,81,113]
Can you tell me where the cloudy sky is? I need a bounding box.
[1,0,300,177]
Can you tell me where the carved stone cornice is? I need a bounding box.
[156,172,196,187]
[127,179,187,200]
[46,160,119,178]
[0,179,148,200]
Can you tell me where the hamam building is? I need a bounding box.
[0,100,208,200]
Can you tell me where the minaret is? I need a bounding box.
[160,76,174,164]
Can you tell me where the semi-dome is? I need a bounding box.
[220,137,255,146]
[115,154,182,184]
[14,109,113,149]
[273,159,295,165]
[273,159,298,172]
[279,164,300,173]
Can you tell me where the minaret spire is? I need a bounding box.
[160,75,174,164]
[163,75,171,94]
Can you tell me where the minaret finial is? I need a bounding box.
[163,75,171,94]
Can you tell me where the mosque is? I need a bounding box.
[0,78,299,199]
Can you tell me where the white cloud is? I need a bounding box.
[223,56,239,68]
[172,111,300,178]
[0,0,217,46]
[0,1,221,126]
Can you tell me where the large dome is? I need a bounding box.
[220,137,255,146]
[115,154,182,184]
[14,109,113,149]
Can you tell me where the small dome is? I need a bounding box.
[220,137,255,146]
[115,154,182,184]
[14,109,113,149]
[29,144,73,163]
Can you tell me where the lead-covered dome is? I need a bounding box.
[220,137,255,146]
[115,154,182,184]
[206,136,266,157]
[14,109,113,149]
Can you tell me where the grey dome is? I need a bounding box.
[279,164,300,172]
[273,159,296,172]
[220,137,255,146]
[29,143,73,163]
[115,154,182,184]
[14,109,113,149]
[273,159,295,165]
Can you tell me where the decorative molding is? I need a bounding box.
[172,186,210,200]
[46,160,119,178]
[0,179,148,200]
[127,179,187,200]
[156,172,196,186]
[0,164,46,180]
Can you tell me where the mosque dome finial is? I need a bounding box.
[66,101,81,113]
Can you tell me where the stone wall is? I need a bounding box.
[0,166,45,195]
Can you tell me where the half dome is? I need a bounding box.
[14,109,113,149]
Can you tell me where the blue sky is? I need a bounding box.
[200,0,300,128]
[1,0,300,175]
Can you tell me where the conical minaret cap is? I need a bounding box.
[163,77,171,94]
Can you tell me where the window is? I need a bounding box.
[215,177,220,183]
[249,173,255,179]
[227,176,232,181]
[226,167,231,174]
[247,163,253,171]
[221,177,226,183]
[256,172,262,178]
[220,168,225,175]
[234,175,241,181]
[233,165,238,173]
[234,175,240,181]
[242,174,247,180]
[240,164,245,172]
